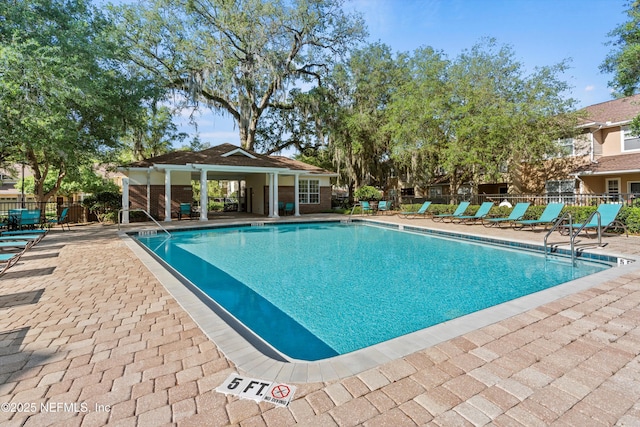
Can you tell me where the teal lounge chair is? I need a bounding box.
[176,203,198,220]
[376,200,391,215]
[432,202,471,223]
[513,203,564,230]
[284,202,294,215]
[0,234,45,244]
[482,203,530,228]
[17,209,42,230]
[560,203,627,237]
[451,202,494,224]
[399,201,432,219]
[48,207,70,231]
[0,249,27,276]
[359,201,374,215]
[2,229,47,236]
[0,240,32,250]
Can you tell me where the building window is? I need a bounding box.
[545,179,576,202]
[622,126,640,151]
[629,182,640,195]
[607,178,620,194]
[429,187,442,198]
[299,179,319,204]
[556,138,575,157]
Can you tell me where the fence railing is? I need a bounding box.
[0,201,88,224]
[397,193,639,207]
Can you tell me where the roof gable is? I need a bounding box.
[220,147,257,159]
[123,143,335,175]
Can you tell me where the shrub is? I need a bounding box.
[354,186,381,201]
[82,191,122,223]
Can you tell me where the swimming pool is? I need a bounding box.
[134,221,614,362]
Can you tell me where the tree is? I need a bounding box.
[386,39,578,199]
[121,104,188,161]
[601,1,640,97]
[0,0,158,203]
[601,1,640,135]
[312,43,406,201]
[112,0,366,152]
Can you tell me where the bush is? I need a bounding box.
[354,186,381,201]
[82,191,122,223]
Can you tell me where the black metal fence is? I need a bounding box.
[0,201,88,226]
[394,193,639,208]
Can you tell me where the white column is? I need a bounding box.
[199,169,208,221]
[237,180,242,212]
[146,170,151,214]
[294,174,301,216]
[164,169,172,222]
[268,173,275,218]
[272,173,280,218]
[121,177,130,224]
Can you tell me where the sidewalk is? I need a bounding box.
[0,218,639,426]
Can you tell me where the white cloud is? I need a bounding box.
[584,85,595,92]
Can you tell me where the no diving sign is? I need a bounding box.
[216,373,297,407]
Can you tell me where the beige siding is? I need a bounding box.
[601,128,623,156]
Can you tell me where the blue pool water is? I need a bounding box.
[136,222,609,361]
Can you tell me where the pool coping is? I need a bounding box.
[119,218,640,383]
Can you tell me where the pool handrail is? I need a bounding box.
[118,208,171,237]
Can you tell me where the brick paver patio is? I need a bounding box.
[1,216,639,426]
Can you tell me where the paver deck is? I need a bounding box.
[1,214,639,426]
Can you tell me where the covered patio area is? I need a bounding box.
[118,144,336,223]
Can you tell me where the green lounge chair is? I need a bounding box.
[513,203,564,230]
[399,201,432,219]
[432,201,471,223]
[482,203,530,228]
[560,203,627,237]
[451,202,494,224]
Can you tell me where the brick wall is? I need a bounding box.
[129,185,193,220]
[263,185,331,215]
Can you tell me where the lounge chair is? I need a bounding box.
[513,203,564,230]
[0,234,45,245]
[48,207,70,231]
[0,240,33,251]
[2,229,47,236]
[0,248,28,276]
[284,202,294,215]
[176,203,197,220]
[451,202,494,224]
[560,203,627,237]
[359,201,374,215]
[482,203,530,228]
[376,200,391,215]
[432,202,471,223]
[17,209,42,230]
[398,201,432,219]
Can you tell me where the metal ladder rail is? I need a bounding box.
[117,208,172,237]
[544,212,573,264]
[571,210,602,246]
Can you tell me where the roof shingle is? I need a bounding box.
[580,94,640,125]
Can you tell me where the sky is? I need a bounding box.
[173,0,628,150]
